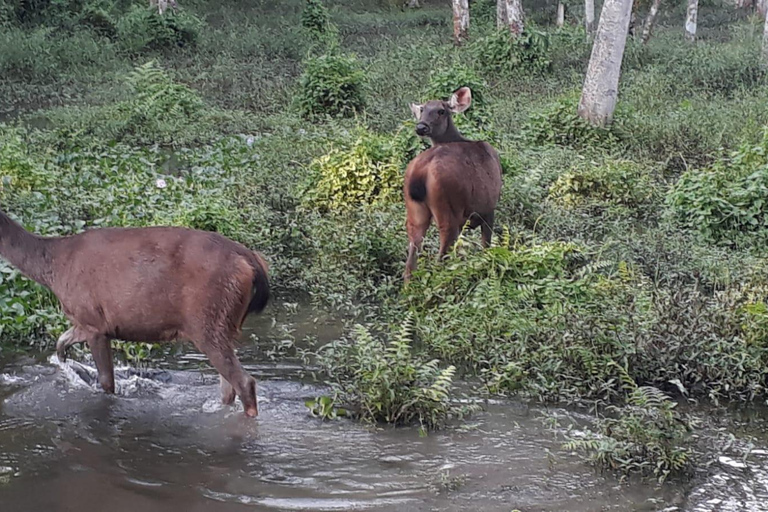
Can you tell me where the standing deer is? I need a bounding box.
[403,86,502,281]
[0,209,269,417]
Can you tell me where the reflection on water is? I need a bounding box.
[0,307,765,511]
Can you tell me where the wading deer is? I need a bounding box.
[0,210,269,417]
[403,86,502,281]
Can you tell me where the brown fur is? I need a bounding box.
[404,88,503,281]
[0,210,269,417]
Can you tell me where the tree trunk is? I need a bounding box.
[452,0,470,45]
[505,0,524,36]
[557,2,565,27]
[406,0,421,8]
[578,0,634,128]
[585,0,596,37]
[685,0,698,42]
[763,5,768,64]
[758,0,768,17]
[641,0,661,44]
[497,0,508,29]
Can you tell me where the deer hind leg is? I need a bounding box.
[404,201,432,282]
[437,218,461,260]
[480,211,495,248]
[56,326,89,362]
[194,337,258,417]
[87,334,115,394]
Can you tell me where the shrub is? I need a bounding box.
[303,130,402,211]
[667,128,768,245]
[423,64,487,112]
[523,92,619,148]
[314,316,466,430]
[548,159,658,208]
[296,53,366,119]
[301,0,330,33]
[116,5,201,53]
[469,27,551,75]
[564,385,695,483]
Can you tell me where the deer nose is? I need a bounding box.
[415,123,430,136]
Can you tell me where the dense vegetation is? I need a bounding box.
[2,0,768,482]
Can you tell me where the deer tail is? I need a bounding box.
[247,251,270,315]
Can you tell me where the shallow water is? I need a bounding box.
[0,309,766,512]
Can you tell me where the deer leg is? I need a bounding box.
[56,326,90,362]
[480,212,495,248]
[87,335,115,394]
[220,375,236,405]
[404,202,431,282]
[194,339,258,417]
[437,222,461,260]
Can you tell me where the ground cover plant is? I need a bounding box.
[1,0,768,482]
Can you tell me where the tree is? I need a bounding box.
[557,1,565,27]
[763,4,768,63]
[641,0,662,44]
[505,0,524,36]
[452,0,470,45]
[406,0,421,8]
[585,0,596,37]
[497,0,508,28]
[578,0,634,127]
[685,0,698,42]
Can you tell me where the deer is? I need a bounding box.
[0,209,269,417]
[403,86,502,281]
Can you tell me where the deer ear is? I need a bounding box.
[448,87,472,113]
[410,103,423,120]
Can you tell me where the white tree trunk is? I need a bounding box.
[452,0,470,45]
[557,2,565,27]
[578,0,634,128]
[585,0,596,37]
[497,0,508,29]
[685,0,698,42]
[641,0,661,44]
[505,0,524,36]
[758,0,768,17]
[406,0,420,8]
[763,5,768,63]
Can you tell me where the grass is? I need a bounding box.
[1,0,768,478]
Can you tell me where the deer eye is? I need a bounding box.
[438,109,446,116]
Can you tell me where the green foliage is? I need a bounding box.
[296,53,366,119]
[316,316,465,430]
[116,5,201,53]
[301,0,330,33]
[564,385,695,482]
[40,61,259,145]
[523,92,619,148]
[469,27,551,75]
[423,64,487,112]
[549,159,658,208]
[303,129,402,211]
[667,128,768,245]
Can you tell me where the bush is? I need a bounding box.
[303,129,402,211]
[116,5,201,53]
[523,92,619,148]
[296,53,366,119]
[301,0,330,33]
[564,385,695,483]
[314,317,466,431]
[667,128,768,245]
[548,159,658,208]
[469,27,551,76]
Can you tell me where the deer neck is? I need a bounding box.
[428,117,470,145]
[0,210,56,288]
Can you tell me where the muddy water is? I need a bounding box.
[0,308,766,512]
